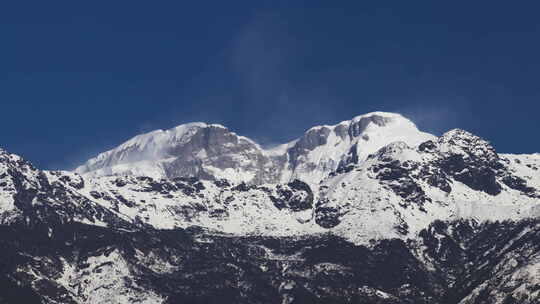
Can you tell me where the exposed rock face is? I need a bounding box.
[2,217,540,304]
[270,179,314,212]
[436,129,503,195]
[76,112,435,185]
[314,199,343,229]
[1,112,540,303]
[0,149,132,230]
[287,126,333,174]
[75,123,286,185]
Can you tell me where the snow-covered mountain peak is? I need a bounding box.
[348,111,410,126]
[75,121,273,183]
[79,122,211,169]
[75,112,436,185]
[2,115,540,303]
[309,111,418,136]
[267,112,434,184]
[438,128,498,162]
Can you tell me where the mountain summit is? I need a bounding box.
[57,111,540,242]
[1,111,539,303]
[76,112,434,185]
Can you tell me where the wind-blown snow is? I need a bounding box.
[75,112,435,186]
[3,112,540,246]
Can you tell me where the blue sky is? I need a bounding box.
[1,1,539,169]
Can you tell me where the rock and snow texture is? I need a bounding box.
[1,111,539,303]
[69,114,540,245]
[5,219,540,304]
[316,129,540,244]
[75,122,271,184]
[76,112,435,185]
[2,112,539,245]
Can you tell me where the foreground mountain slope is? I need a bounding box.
[2,217,540,304]
[0,149,134,229]
[1,111,539,303]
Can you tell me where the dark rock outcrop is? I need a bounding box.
[270,180,314,212]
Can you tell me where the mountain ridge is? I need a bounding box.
[75,112,435,185]
[1,111,539,303]
[2,114,538,244]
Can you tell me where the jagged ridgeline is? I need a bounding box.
[1,112,539,303]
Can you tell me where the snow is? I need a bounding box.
[1,112,539,304]
[279,112,435,185]
[2,111,539,248]
[51,112,538,246]
[68,139,540,246]
[0,150,36,223]
[58,251,165,304]
[457,225,540,304]
[501,153,540,189]
[75,112,435,186]
[313,140,540,244]
[75,122,210,175]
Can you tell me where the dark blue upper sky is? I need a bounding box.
[1,1,539,169]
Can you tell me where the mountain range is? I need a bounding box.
[1,111,539,303]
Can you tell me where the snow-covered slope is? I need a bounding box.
[62,130,538,245]
[0,112,536,247]
[281,112,436,184]
[1,111,539,303]
[316,129,540,244]
[76,112,435,185]
[0,125,522,247]
[500,153,540,190]
[65,112,539,245]
[0,148,132,229]
[75,122,271,184]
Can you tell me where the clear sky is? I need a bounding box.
[1,1,539,169]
